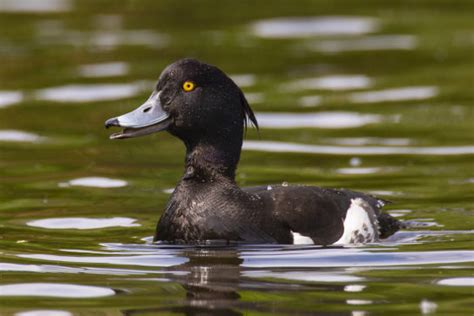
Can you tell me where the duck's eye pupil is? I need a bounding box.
[183,81,195,92]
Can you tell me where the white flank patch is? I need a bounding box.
[291,231,314,244]
[334,198,378,245]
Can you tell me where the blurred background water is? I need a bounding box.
[0,0,473,315]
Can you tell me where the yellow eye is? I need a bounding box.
[182,81,195,92]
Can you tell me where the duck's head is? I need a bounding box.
[105,59,258,144]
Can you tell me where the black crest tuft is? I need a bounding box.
[239,91,259,131]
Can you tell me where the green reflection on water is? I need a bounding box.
[0,0,473,315]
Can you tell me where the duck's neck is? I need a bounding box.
[183,133,242,181]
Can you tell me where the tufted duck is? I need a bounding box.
[105,59,400,245]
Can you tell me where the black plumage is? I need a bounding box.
[106,58,400,245]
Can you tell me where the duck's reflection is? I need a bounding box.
[122,247,243,316]
[180,249,243,315]
[122,247,354,316]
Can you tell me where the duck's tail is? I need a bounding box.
[377,212,402,239]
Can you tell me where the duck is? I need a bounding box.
[105,58,400,245]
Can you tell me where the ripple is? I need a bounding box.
[230,74,256,87]
[38,27,169,50]
[251,16,379,38]
[404,218,443,228]
[420,299,438,314]
[347,299,373,305]
[388,210,412,218]
[18,253,188,267]
[245,92,265,104]
[0,283,115,298]
[298,95,322,107]
[449,178,474,185]
[240,249,474,268]
[35,83,143,103]
[344,284,366,292]
[27,217,139,229]
[78,62,129,78]
[284,75,372,91]
[324,137,412,146]
[0,130,44,143]
[336,167,383,175]
[0,0,72,13]
[255,112,382,129]
[16,244,473,271]
[60,177,128,188]
[243,270,364,283]
[350,86,438,103]
[311,35,417,53]
[369,190,404,197]
[0,262,186,276]
[350,157,362,166]
[94,14,122,30]
[381,230,470,244]
[16,311,72,316]
[86,30,168,50]
[243,140,474,156]
[437,277,474,286]
[0,91,23,108]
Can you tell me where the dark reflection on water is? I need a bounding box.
[123,249,246,316]
[120,247,351,316]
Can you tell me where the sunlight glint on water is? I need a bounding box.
[251,16,379,38]
[243,140,474,155]
[0,1,473,315]
[27,217,139,229]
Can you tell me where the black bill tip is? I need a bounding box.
[105,118,120,129]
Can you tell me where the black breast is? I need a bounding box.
[154,177,290,243]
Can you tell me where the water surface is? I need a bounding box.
[0,0,473,315]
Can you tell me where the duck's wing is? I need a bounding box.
[243,185,398,245]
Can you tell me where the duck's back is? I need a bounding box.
[155,180,400,245]
[243,184,399,245]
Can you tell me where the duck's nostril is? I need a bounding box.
[143,107,152,113]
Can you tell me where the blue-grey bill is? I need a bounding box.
[105,91,171,139]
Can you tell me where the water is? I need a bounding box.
[0,0,473,315]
